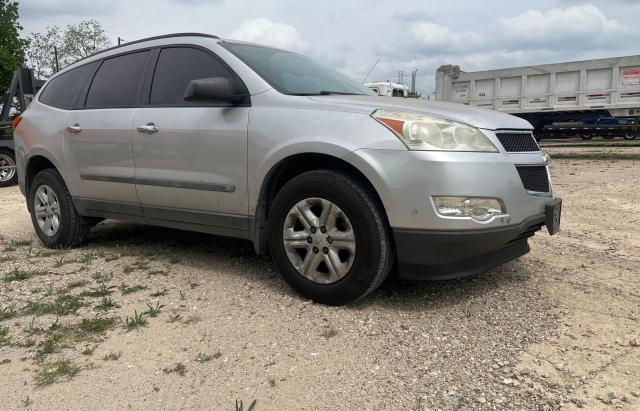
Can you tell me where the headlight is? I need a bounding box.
[372,109,498,152]
[433,196,506,221]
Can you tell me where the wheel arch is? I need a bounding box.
[252,152,389,255]
[24,153,63,203]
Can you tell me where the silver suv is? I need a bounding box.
[13,33,561,305]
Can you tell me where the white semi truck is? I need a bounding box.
[435,55,640,140]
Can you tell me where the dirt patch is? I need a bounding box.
[0,157,638,410]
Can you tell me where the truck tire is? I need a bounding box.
[268,170,394,305]
[28,168,89,248]
[623,134,636,140]
[580,134,593,140]
[0,149,17,187]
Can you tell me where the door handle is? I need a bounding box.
[66,124,82,133]
[136,123,159,134]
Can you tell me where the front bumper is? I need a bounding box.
[393,208,557,280]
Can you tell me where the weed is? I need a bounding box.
[1,358,10,365]
[79,252,95,266]
[34,336,58,361]
[320,327,338,338]
[81,345,96,356]
[147,270,167,277]
[167,314,182,323]
[184,315,201,325]
[162,362,187,376]
[0,306,17,321]
[92,272,113,282]
[23,317,45,336]
[119,283,147,295]
[0,325,10,347]
[34,360,80,386]
[10,239,32,247]
[212,351,222,359]
[79,317,117,334]
[23,294,83,316]
[123,259,151,274]
[169,256,181,264]
[235,399,257,411]
[0,255,14,262]
[123,311,147,332]
[143,302,165,318]
[4,268,46,282]
[188,278,200,289]
[179,290,186,300]
[21,396,33,408]
[95,297,120,311]
[103,351,121,361]
[17,338,35,348]
[53,256,74,268]
[104,253,119,262]
[150,289,168,297]
[195,353,212,362]
[81,281,117,298]
[269,378,276,387]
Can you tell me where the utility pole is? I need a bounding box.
[53,46,59,73]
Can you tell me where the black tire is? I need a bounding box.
[580,134,593,140]
[0,148,18,187]
[623,134,636,140]
[28,168,89,248]
[268,170,394,305]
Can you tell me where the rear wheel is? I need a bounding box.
[0,149,17,187]
[29,169,89,248]
[623,133,636,140]
[268,170,393,305]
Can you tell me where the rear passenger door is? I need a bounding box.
[64,50,152,215]
[132,46,249,232]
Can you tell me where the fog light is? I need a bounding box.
[433,196,506,221]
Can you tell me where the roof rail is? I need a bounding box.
[73,32,221,65]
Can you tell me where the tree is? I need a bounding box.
[27,20,111,79]
[0,0,29,99]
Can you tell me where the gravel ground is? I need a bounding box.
[0,157,638,410]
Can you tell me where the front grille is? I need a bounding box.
[495,132,539,152]
[516,166,550,192]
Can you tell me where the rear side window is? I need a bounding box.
[39,63,96,109]
[150,47,238,105]
[85,51,150,108]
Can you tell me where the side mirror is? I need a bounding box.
[183,77,248,103]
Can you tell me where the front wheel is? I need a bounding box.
[268,170,394,305]
[29,169,89,248]
[623,133,636,140]
[0,149,17,187]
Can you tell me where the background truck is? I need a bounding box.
[435,55,640,140]
[0,68,43,187]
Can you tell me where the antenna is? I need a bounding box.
[362,58,380,84]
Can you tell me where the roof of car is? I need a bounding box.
[75,33,221,64]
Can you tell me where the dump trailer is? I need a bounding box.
[0,68,44,187]
[435,55,640,140]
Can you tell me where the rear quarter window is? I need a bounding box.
[85,51,151,108]
[38,63,97,109]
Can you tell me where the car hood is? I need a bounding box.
[307,95,532,130]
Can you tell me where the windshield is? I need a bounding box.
[222,42,375,96]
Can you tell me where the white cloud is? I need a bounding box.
[227,18,308,52]
[498,5,636,49]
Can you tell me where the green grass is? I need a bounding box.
[123,311,147,332]
[34,335,58,362]
[122,259,151,274]
[95,297,120,311]
[0,255,15,263]
[10,239,32,247]
[196,352,215,362]
[143,302,165,318]
[80,281,117,298]
[119,283,147,295]
[91,272,113,282]
[147,270,168,277]
[79,317,117,335]
[150,289,168,297]
[23,294,84,316]
[235,400,257,411]
[0,325,10,347]
[34,360,80,386]
[0,306,17,321]
[4,268,47,282]
[162,362,187,376]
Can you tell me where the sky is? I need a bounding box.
[17,0,640,97]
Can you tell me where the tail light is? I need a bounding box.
[11,115,22,131]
